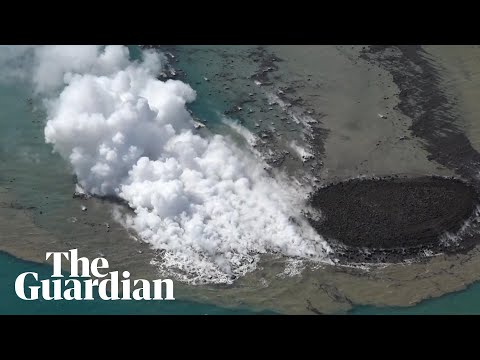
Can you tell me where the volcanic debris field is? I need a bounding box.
[307,176,480,264]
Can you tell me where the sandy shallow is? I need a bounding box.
[266,46,452,180]
[423,45,480,154]
[3,45,480,314]
[4,184,480,315]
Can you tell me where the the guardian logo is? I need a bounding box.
[15,249,175,301]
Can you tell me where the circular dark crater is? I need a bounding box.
[307,176,480,263]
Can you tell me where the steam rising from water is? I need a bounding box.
[1,45,332,284]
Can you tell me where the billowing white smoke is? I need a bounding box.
[8,45,332,284]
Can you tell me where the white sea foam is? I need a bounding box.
[75,184,87,196]
[289,140,314,162]
[221,117,258,148]
[265,91,318,134]
[1,45,333,284]
[440,205,480,247]
[277,258,305,278]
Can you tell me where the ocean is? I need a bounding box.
[0,251,271,314]
[1,45,480,314]
[2,248,479,314]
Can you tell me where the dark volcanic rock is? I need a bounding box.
[360,45,480,187]
[307,176,480,261]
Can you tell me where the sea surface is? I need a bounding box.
[1,45,480,314]
[0,251,270,314]
[2,248,479,314]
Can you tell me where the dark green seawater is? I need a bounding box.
[1,45,479,314]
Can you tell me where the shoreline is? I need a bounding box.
[308,175,480,263]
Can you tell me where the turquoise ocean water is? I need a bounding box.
[0,46,479,314]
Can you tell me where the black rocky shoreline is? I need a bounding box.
[307,175,480,264]
[305,45,480,264]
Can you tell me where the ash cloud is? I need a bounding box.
[1,45,332,284]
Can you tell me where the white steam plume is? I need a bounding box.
[2,45,332,284]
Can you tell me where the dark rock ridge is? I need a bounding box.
[307,176,480,263]
[304,45,480,264]
[360,45,480,189]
